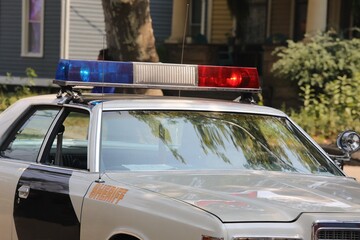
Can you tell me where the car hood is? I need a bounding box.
[106,170,360,222]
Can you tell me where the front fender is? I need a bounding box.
[80,179,225,240]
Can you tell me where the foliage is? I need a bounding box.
[25,67,38,79]
[0,68,38,111]
[271,31,360,143]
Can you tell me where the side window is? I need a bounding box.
[0,109,59,162]
[45,110,89,170]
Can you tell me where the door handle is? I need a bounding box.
[18,185,30,199]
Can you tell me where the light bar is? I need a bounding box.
[55,60,133,84]
[54,60,260,92]
[198,65,259,89]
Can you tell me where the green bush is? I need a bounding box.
[271,31,360,143]
[0,85,33,111]
[0,68,38,111]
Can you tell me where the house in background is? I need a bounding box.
[0,0,172,85]
[162,0,357,108]
[164,0,356,63]
[263,0,358,108]
[163,0,267,66]
[0,0,106,84]
[0,0,357,103]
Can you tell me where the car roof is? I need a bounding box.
[99,96,287,117]
[7,93,287,117]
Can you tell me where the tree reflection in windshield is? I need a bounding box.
[101,111,341,176]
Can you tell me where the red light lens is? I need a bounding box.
[198,66,260,89]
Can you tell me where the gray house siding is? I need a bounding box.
[0,0,171,81]
[67,0,172,59]
[0,1,61,79]
[68,0,105,60]
[150,0,172,43]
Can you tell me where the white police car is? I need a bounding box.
[0,60,359,240]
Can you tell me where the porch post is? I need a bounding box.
[166,0,188,43]
[305,0,328,36]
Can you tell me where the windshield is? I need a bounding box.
[100,111,342,176]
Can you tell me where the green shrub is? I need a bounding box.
[0,85,33,111]
[0,68,38,111]
[271,31,360,143]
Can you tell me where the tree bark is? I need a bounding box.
[226,0,250,43]
[102,0,159,62]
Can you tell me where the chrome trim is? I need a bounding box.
[312,221,360,240]
[233,236,302,240]
[202,235,224,240]
[53,80,261,93]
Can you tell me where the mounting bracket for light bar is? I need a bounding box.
[54,60,261,93]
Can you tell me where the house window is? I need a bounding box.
[189,0,209,43]
[21,0,44,57]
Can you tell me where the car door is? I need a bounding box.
[0,106,95,240]
[0,107,61,240]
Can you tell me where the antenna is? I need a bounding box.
[96,34,106,183]
[181,3,190,64]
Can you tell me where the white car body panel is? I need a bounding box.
[80,174,226,240]
[105,171,360,222]
[0,159,30,240]
[0,93,359,240]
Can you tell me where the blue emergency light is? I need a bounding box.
[54,59,261,92]
[56,60,133,84]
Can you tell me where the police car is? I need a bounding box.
[0,60,359,240]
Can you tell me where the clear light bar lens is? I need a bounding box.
[134,62,197,86]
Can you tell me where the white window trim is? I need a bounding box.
[60,0,70,59]
[21,0,45,58]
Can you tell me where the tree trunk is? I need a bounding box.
[102,0,159,62]
[226,0,250,43]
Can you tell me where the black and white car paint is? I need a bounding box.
[0,89,359,240]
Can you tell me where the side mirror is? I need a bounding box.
[336,130,360,153]
[328,130,360,169]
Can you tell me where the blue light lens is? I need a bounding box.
[80,65,90,82]
[55,60,70,80]
[55,60,134,84]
